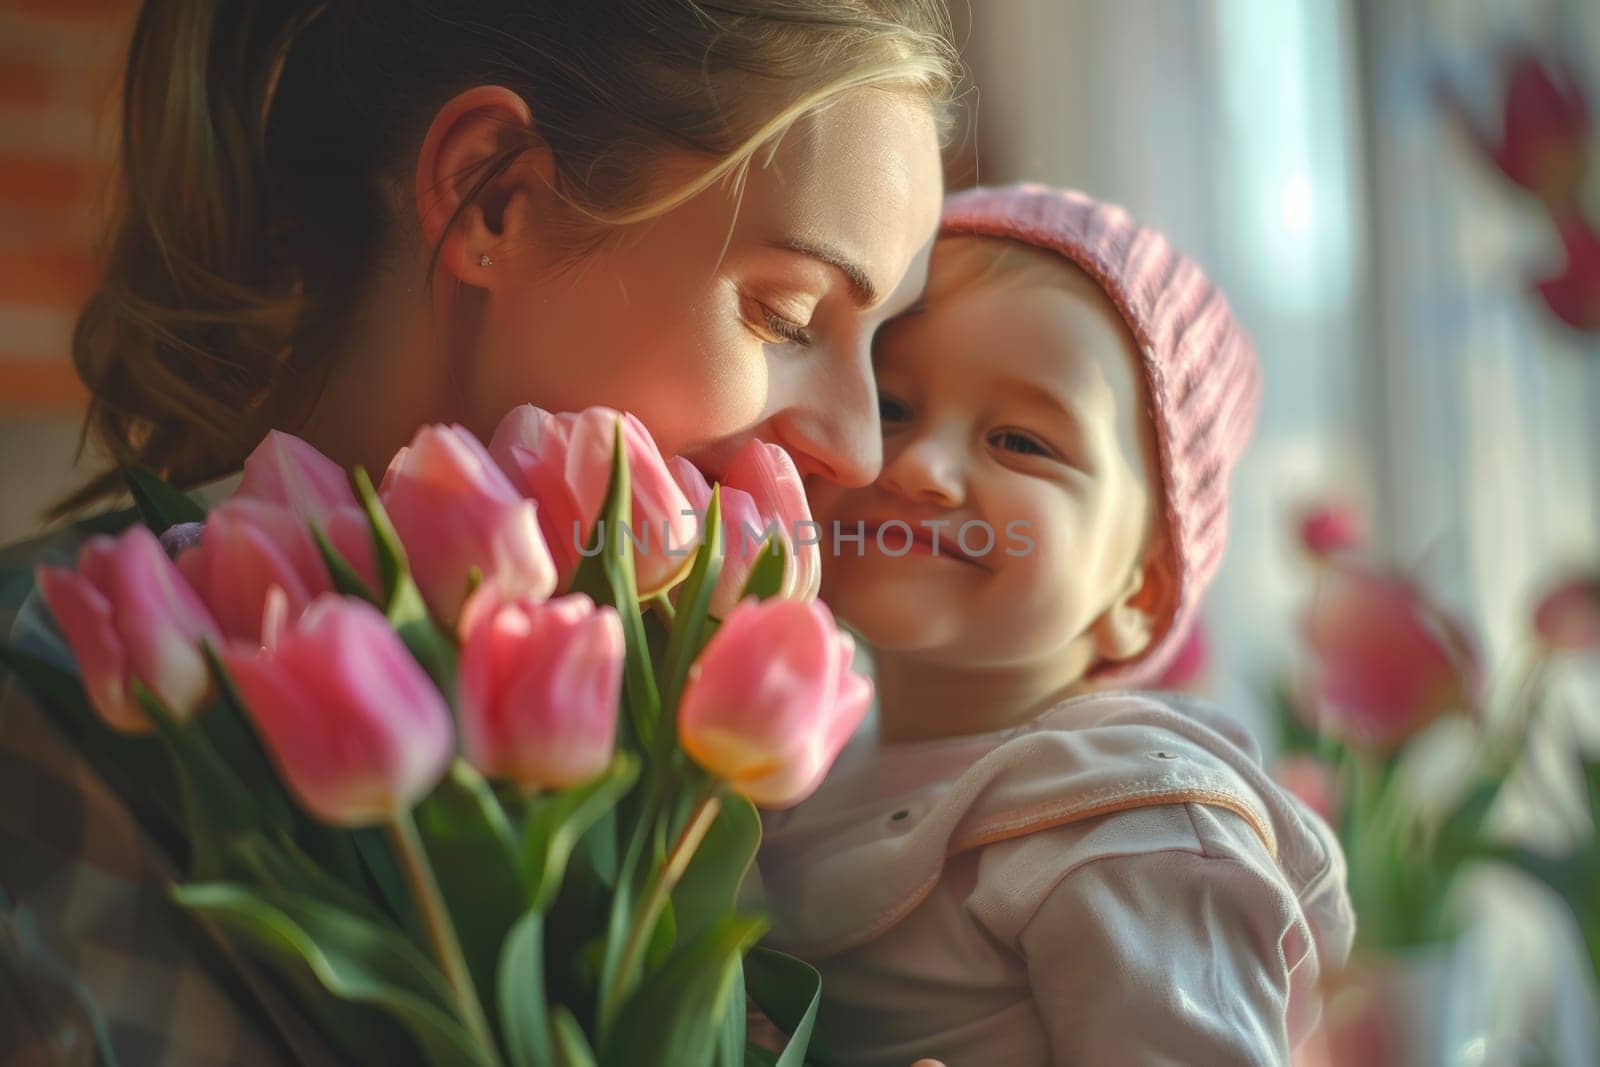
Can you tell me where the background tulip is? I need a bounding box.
[1489,51,1591,209]
[490,404,698,596]
[1301,560,1481,752]
[457,588,623,790]
[37,525,221,732]
[677,598,870,808]
[1297,502,1366,560]
[1533,573,1600,653]
[1536,215,1600,334]
[1274,754,1341,826]
[380,423,557,623]
[222,595,454,826]
[669,438,821,616]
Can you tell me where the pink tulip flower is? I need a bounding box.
[1301,561,1481,752]
[178,498,377,643]
[669,438,821,617]
[1492,51,1591,208]
[380,424,557,623]
[1533,573,1600,652]
[1297,502,1365,560]
[677,598,871,809]
[235,430,357,520]
[1536,215,1600,334]
[223,595,454,826]
[457,588,623,791]
[37,525,222,733]
[489,404,698,597]
[1273,754,1341,826]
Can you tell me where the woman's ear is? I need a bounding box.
[1089,544,1177,665]
[414,86,556,287]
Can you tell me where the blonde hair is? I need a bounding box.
[56,0,961,518]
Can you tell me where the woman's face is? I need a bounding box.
[466,90,942,487]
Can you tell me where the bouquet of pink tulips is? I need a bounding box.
[3,405,868,1066]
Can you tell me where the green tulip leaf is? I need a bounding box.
[738,535,788,604]
[1583,753,1600,822]
[568,421,661,750]
[308,516,380,605]
[552,1005,599,1067]
[198,643,296,836]
[522,753,641,913]
[601,914,768,1067]
[132,682,270,881]
[352,466,407,607]
[351,467,459,700]
[350,826,425,941]
[744,947,825,1067]
[497,910,554,1067]
[124,464,207,530]
[715,948,747,1067]
[660,486,724,724]
[219,831,389,926]
[671,793,761,946]
[645,898,677,971]
[1433,775,1502,873]
[742,1045,782,1067]
[172,883,490,1067]
[414,761,525,1028]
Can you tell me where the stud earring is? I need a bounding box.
[478,253,493,267]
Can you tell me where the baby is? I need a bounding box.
[756,185,1354,1066]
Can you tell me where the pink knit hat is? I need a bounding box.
[941,184,1261,688]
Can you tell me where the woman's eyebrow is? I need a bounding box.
[765,237,878,307]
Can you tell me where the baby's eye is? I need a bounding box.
[879,394,913,424]
[991,430,1051,457]
[879,397,913,424]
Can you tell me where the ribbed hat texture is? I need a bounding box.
[940,184,1261,687]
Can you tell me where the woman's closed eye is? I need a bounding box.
[743,295,815,347]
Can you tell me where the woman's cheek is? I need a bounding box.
[662,316,772,450]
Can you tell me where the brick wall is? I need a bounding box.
[0,0,137,414]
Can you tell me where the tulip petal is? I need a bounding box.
[236,430,357,520]
[37,563,142,732]
[97,526,218,721]
[228,596,454,826]
[678,598,866,808]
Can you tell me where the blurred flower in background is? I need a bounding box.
[1274,498,1600,1065]
[1473,50,1591,210]
[1445,46,1600,337]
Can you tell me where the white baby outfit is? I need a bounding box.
[754,690,1355,1066]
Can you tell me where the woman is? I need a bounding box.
[0,2,958,1061]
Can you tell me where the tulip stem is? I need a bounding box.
[1487,648,1550,776]
[598,788,722,1034]
[649,594,676,623]
[388,811,499,1062]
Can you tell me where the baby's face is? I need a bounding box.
[808,239,1160,672]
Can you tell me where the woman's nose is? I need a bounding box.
[878,433,964,507]
[773,352,884,488]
